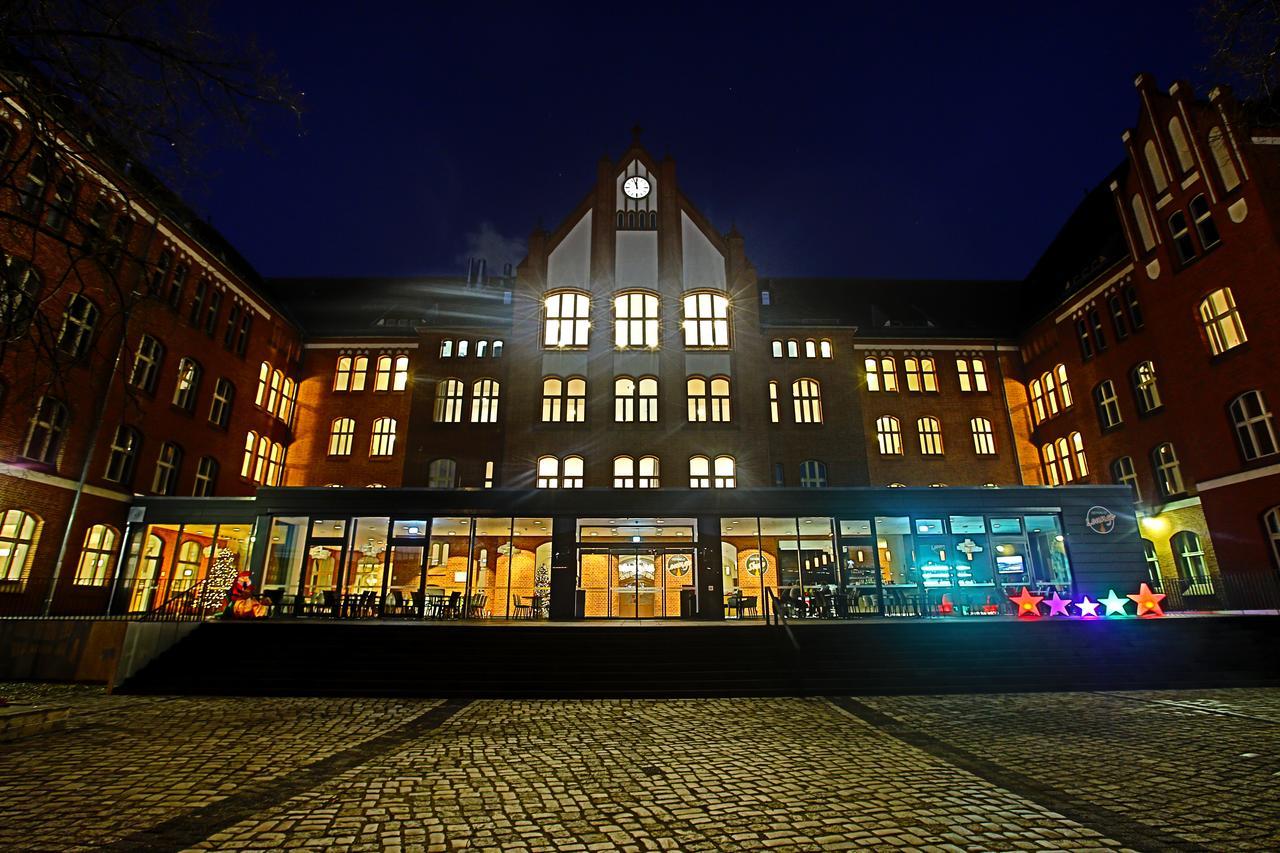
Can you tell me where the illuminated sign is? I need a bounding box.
[1085,506,1117,534]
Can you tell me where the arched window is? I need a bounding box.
[428,459,456,488]
[255,361,270,406]
[1048,364,1072,410]
[328,418,355,456]
[536,456,560,488]
[1208,126,1241,192]
[350,355,368,391]
[955,357,987,392]
[1131,195,1155,252]
[374,355,393,391]
[970,418,995,455]
[771,340,783,358]
[439,339,453,358]
[613,455,636,488]
[768,380,780,423]
[819,340,833,358]
[172,357,201,410]
[1112,456,1140,500]
[804,340,817,358]
[1153,443,1184,497]
[457,340,469,357]
[152,442,183,495]
[1265,507,1280,571]
[614,291,659,348]
[541,377,563,422]
[483,461,495,488]
[370,417,397,456]
[104,425,141,484]
[1189,194,1220,250]
[689,455,710,488]
[875,416,902,455]
[17,152,48,211]
[23,396,67,464]
[193,456,219,496]
[544,290,590,347]
[1143,538,1161,583]
[334,355,354,391]
[1055,436,1076,483]
[1144,139,1168,193]
[254,435,270,483]
[543,377,585,423]
[434,378,465,423]
[687,376,729,422]
[267,368,283,415]
[492,340,503,358]
[393,355,410,391]
[1071,431,1089,477]
[1230,391,1277,461]
[1133,361,1162,413]
[1171,531,1211,590]
[57,294,98,357]
[714,456,736,488]
[1041,442,1061,486]
[615,376,637,422]
[904,357,938,392]
[1199,288,1247,355]
[1094,380,1122,429]
[1029,378,1046,423]
[682,291,730,348]
[687,377,706,422]
[917,417,943,455]
[638,377,658,422]
[74,524,118,586]
[241,431,257,478]
[799,459,827,488]
[130,334,164,392]
[786,339,798,358]
[471,378,500,423]
[0,509,40,583]
[1167,116,1194,173]
[173,540,203,592]
[562,455,584,488]
[266,442,284,486]
[637,455,659,488]
[1169,209,1196,263]
[792,379,822,424]
[278,378,296,425]
[477,340,487,358]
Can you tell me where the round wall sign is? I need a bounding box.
[745,555,767,576]
[666,554,692,577]
[1085,506,1117,535]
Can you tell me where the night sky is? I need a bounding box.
[200,1,1213,282]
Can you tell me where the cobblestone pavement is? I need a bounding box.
[0,683,1275,851]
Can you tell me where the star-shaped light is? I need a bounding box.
[1076,596,1101,617]
[1009,586,1043,618]
[1100,589,1130,616]
[1127,583,1166,617]
[1044,590,1072,617]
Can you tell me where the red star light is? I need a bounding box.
[1009,587,1043,618]
[1127,583,1166,617]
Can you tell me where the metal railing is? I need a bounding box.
[763,587,799,651]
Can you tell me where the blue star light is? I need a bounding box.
[1100,589,1130,616]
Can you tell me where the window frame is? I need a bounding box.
[875,415,903,455]
[613,290,660,349]
[1230,390,1278,462]
[1199,287,1247,356]
[544,290,591,349]
[370,417,398,457]
[917,416,944,456]
[681,290,731,349]
[1094,380,1122,430]
[970,417,996,456]
[791,378,823,424]
[328,417,355,457]
[73,524,118,586]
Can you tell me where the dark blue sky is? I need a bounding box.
[200,1,1212,281]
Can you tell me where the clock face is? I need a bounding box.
[623,175,651,199]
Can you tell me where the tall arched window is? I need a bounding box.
[1171,531,1211,590]
[536,456,560,488]
[1190,194,1220,250]
[1167,116,1194,173]
[1112,456,1140,500]
[876,416,902,455]
[1199,287,1247,355]
[542,377,563,422]
[687,376,729,422]
[1208,126,1241,192]
[278,378,296,425]
[334,355,354,391]
[393,355,410,391]
[1168,210,1196,263]
[1265,507,1280,571]
[713,456,737,488]
[349,355,368,391]
[152,442,182,495]
[172,357,201,410]
[1144,139,1168,193]
[917,417,943,455]
[565,377,586,422]
[681,291,730,348]
[689,455,710,488]
[1133,361,1162,413]
[904,357,938,392]
[792,379,822,424]
[614,291,659,348]
[819,340,833,358]
[613,455,636,488]
[1071,431,1089,477]
[1131,195,1155,252]
[428,459,456,488]
[1094,380,1122,429]
[562,456,584,488]
[1153,443,1184,497]
[57,294,98,357]
[637,455,659,488]
[955,357,987,392]
[241,431,257,478]
[23,396,67,464]
[1041,442,1061,486]
[255,361,270,406]
[638,377,658,422]
[1230,391,1277,461]
[768,381,779,423]
[193,456,219,496]
[544,290,590,347]
[254,435,270,483]
[799,459,828,488]
[374,355,393,391]
[74,524,118,586]
[615,376,637,422]
[471,378,500,423]
[0,509,40,583]
[865,356,898,392]
[434,378,465,423]
[267,368,283,414]
[970,418,995,455]
[266,442,284,487]
[104,425,141,484]
[370,417,397,456]
[804,340,817,358]
[1029,378,1046,423]
[130,334,164,392]
[328,418,355,456]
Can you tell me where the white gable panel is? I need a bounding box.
[615,231,658,288]
[681,211,725,289]
[547,210,592,288]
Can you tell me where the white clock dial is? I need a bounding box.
[623,175,651,199]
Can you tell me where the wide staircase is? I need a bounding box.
[118,615,1280,697]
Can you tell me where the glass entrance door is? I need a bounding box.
[579,546,695,618]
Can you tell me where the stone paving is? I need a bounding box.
[0,682,1275,851]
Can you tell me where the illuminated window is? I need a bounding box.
[771,340,783,358]
[328,418,355,456]
[266,442,284,486]
[1132,195,1155,252]
[370,417,397,456]
[130,335,164,392]
[374,355,393,391]
[1144,139,1168,193]
[955,357,987,392]
[563,456,584,488]
[970,418,995,455]
[687,376,730,422]
[1153,443,1184,497]
[256,361,270,406]
[865,356,898,392]
[484,461,495,488]
[350,356,368,391]
[917,417,943,455]
[615,377,636,422]
[477,340,487,358]
[1199,288,1246,355]
[544,290,590,347]
[541,377,566,423]
[471,378,500,423]
[1071,431,1089,476]
[799,459,827,487]
[57,294,98,357]
[457,340,469,357]
[0,509,40,584]
[1167,116,1195,173]
[538,455,583,489]
[536,456,560,488]
[22,396,67,464]
[434,378,465,423]
[334,356,354,391]
[637,455,659,488]
[819,340,833,358]
[253,435,269,483]
[1132,361,1162,413]
[393,355,410,391]
[804,340,817,358]
[1112,456,1140,500]
[682,291,730,348]
[1230,391,1277,461]
[768,381,779,423]
[1172,531,1211,589]
[792,378,822,424]
[152,442,183,495]
[241,431,257,478]
[786,339,798,358]
[492,340,504,357]
[1041,442,1061,486]
[1169,210,1195,263]
[104,425,140,484]
[1190,194,1220,250]
[875,416,902,455]
[904,357,937,392]
[172,358,201,411]
[689,455,710,488]
[614,291,659,348]
[713,455,736,488]
[193,456,218,496]
[638,377,658,422]
[1094,380,1122,429]
[428,459,456,488]
[613,456,636,488]
[278,378,296,425]
[439,339,453,358]
[1208,126,1241,192]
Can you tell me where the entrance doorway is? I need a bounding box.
[577,517,697,618]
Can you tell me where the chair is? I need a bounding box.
[411,590,425,618]
[512,594,532,619]
[740,595,758,617]
[467,591,487,618]
[441,590,462,619]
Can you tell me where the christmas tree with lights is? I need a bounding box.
[197,547,238,612]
